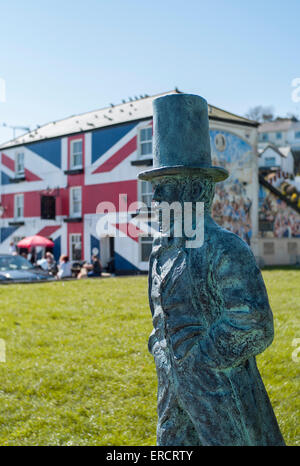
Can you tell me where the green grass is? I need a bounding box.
[0,271,299,446]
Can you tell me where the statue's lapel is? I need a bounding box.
[159,247,187,294]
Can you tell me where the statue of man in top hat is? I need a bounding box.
[138,93,285,446]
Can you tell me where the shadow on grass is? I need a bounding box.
[261,265,300,271]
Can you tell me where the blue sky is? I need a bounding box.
[0,0,299,143]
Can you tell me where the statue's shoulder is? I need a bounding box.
[212,226,259,276]
[216,226,252,253]
[192,223,257,269]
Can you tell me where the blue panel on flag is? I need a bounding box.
[114,251,139,272]
[92,122,136,164]
[27,138,61,168]
[91,235,100,258]
[0,226,18,243]
[1,171,11,185]
[53,237,61,262]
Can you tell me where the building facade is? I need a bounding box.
[258,145,294,175]
[258,118,300,176]
[0,91,299,270]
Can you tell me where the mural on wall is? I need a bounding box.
[210,130,253,245]
[258,185,300,238]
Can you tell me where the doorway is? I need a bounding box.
[100,236,115,272]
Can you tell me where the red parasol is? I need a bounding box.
[17,235,54,249]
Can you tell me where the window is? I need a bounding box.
[139,127,152,156]
[265,157,276,167]
[263,242,274,255]
[140,235,153,262]
[295,131,300,139]
[262,134,269,142]
[276,132,282,139]
[70,187,82,217]
[70,234,82,261]
[41,196,56,220]
[70,139,83,169]
[287,242,297,255]
[14,194,24,219]
[15,152,24,176]
[140,180,153,208]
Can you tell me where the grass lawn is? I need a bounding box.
[0,270,299,446]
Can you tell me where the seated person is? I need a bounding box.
[37,254,48,270]
[46,252,58,276]
[77,255,102,278]
[56,255,72,279]
[89,255,102,277]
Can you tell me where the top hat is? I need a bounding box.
[138,93,229,182]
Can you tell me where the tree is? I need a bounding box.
[245,105,275,122]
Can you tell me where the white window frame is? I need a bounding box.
[70,139,83,169]
[70,233,82,261]
[70,186,82,217]
[139,180,153,209]
[139,235,153,263]
[138,126,152,157]
[15,152,25,177]
[14,194,24,219]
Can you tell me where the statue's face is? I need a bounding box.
[152,178,180,203]
[150,176,215,237]
[152,176,208,204]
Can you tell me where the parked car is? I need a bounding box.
[0,254,55,283]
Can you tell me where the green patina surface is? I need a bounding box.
[140,94,286,445]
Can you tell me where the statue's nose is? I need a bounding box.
[152,187,162,202]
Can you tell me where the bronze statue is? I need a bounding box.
[138,93,285,446]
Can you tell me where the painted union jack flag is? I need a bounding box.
[0,117,154,273]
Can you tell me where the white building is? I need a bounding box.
[258,118,300,148]
[258,145,294,175]
[258,118,300,176]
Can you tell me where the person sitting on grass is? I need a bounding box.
[77,255,102,279]
[46,252,58,276]
[56,255,72,279]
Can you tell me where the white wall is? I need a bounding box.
[259,147,281,168]
[253,238,300,266]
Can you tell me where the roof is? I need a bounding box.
[258,119,300,133]
[278,146,292,158]
[259,144,291,158]
[0,89,257,149]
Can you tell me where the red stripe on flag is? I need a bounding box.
[1,153,15,171]
[25,168,42,182]
[92,136,137,174]
[36,226,60,238]
[114,222,147,243]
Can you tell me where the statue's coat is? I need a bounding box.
[148,214,285,446]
